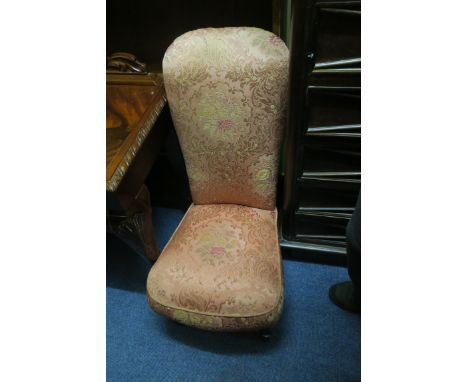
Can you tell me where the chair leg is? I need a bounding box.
[259,329,272,341]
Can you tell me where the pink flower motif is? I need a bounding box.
[218,119,234,131]
[210,246,226,255]
[269,35,283,46]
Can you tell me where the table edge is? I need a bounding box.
[106,85,167,192]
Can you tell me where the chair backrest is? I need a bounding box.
[163,27,289,210]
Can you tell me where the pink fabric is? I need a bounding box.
[147,27,289,331]
[147,204,283,330]
[162,27,289,210]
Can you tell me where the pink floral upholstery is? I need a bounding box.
[147,204,283,331]
[161,27,289,210]
[147,27,289,331]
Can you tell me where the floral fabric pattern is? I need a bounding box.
[147,27,289,331]
[147,204,283,331]
[162,27,289,210]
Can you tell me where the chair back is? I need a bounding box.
[163,27,289,210]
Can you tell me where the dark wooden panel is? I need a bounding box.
[295,208,351,240]
[308,68,361,87]
[308,89,361,128]
[314,2,361,67]
[303,131,360,173]
[297,176,360,210]
[282,0,313,238]
[107,0,274,72]
[281,1,361,265]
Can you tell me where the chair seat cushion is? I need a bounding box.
[147,204,283,331]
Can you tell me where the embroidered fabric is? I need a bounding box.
[147,27,289,331]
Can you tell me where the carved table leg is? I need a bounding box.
[107,184,160,262]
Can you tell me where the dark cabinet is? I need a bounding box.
[281,0,361,264]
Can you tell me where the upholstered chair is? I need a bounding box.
[147,27,289,331]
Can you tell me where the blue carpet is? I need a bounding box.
[107,208,361,382]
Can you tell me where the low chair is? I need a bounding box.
[147,27,289,331]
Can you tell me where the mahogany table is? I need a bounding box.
[106,73,167,261]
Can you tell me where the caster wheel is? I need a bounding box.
[260,329,272,341]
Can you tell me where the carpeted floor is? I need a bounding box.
[107,208,361,382]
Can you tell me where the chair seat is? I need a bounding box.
[147,204,283,331]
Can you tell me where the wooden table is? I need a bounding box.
[106,73,167,261]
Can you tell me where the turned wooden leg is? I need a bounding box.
[107,184,160,262]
